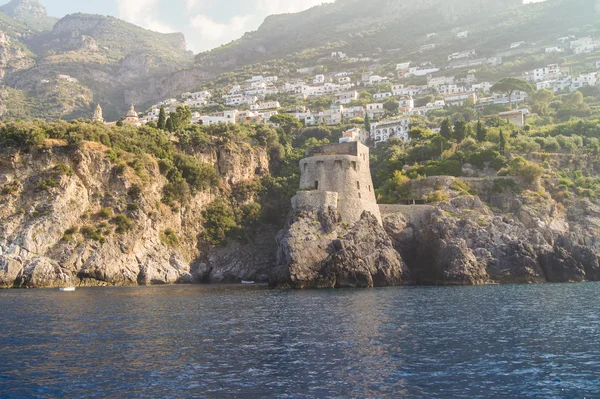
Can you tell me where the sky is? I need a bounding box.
[9,0,335,53]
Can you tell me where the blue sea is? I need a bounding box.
[1,283,599,398]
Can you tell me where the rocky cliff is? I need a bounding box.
[382,177,600,285]
[271,208,412,288]
[0,138,275,288]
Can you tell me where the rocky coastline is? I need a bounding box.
[2,141,600,289]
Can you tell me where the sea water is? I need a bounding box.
[1,283,599,398]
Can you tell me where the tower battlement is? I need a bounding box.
[293,142,382,225]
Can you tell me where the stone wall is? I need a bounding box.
[379,204,434,227]
[292,191,339,213]
[297,142,381,224]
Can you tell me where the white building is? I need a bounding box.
[335,91,359,105]
[339,127,369,145]
[370,118,410,144]
[457,31,469,39]
[339,76,352,84]
[447,50,476,61]
[570,37,598,54]
[342,106,365,119]
[406,66,440,77]
[570,72,598,91]
[373,92,393,100]
[251,101,281,110]
[529,64,561,82]
[200,110,238,125]
[396,62,411,71]
[366,103,385,119]
[223,94,258,106]
[510,41,526,49]
[313,74,326,85]
[444,92,477,107]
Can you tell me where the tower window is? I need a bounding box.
[351,161,357,171]
[357,181,361,190]
[314,181,319,190]
[358,193,362,199]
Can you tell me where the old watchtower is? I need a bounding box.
[292,141,382,225]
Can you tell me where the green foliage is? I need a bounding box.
[157,106,166,130]
[440,118,452,140]
[160,229,179,247]
[127,184,142,200]
[424,190,450,203]
[493,178,521,194]
[37,178,59,191]
[97,208,113,219]
[110,214,133,234]
[80,226,106,243]
[1,180,20,196]
[468,149,506,170]
[201,198,239,245]
[450,179,471,195]
[500,157,545,183]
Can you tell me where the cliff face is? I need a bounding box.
[0,140,273,288]
[382,179,600,285]
[271,209,412,289]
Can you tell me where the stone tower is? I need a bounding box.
[93,104,104,122]
[292,141,382,225]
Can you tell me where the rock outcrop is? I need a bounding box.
[0,140,272,288]
[271,209,412,288]
[384,194,600,285]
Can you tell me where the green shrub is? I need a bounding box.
[500,157,544,183]
[160,229,179,247]
[468,149,506,170]
[201,199,239,245]
[450,179,471,195]
[97,208,112,219]
[113,163,127,176]
[111,214,133,234]
[1,180,20,195]
[37,178,60,191]
[127,203,139,212]
[53,163,73,177]
[492,178,521,193]
[127,184,142,200]
[80,225,105,243]
[424,190,450,203]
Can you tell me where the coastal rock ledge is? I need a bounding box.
[270,209,412,289]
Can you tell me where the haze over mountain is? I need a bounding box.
[0,0,597,120]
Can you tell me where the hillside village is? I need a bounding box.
[95,33,600,148]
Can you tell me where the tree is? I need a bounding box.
[170,105,192,131]
[532,89,555,116]
[440,118,453,140]
[453,120,467,143]
[383,99,399,114]
[364,113,371,132]
[499,129,507,152]
[157,106,166,130]
[490,78,534,109]
[165,117,174,132]
[476,120,487,142]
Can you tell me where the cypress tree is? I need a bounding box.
[453,121,467,143]
[364,113,371,132]
[440,118,452,140]
[476,120,487,142]
[499,129,506,152]
[157,106,166,130]
[165,117,173,133]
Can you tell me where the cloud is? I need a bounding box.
[186,0,334,52]
[189,13,253,44]
[117,0,175,33]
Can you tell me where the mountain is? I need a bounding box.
[0,10,194,120]
[1,0,600,120]
[0,0,57,31]
[194,0,526,70]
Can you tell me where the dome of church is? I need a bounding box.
[126,105,138,118]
